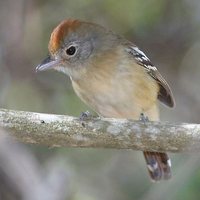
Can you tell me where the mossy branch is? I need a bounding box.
[0,108,200,152]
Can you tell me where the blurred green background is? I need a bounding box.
[1,0,200,199]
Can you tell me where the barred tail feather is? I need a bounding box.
[143,151,171,181]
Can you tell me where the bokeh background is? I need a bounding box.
[1,0,200,199]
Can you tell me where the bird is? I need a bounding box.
[36,19,175,181]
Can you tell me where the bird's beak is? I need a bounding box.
[36,55,62,72]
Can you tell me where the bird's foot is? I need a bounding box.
[79,111,97,127]
[139,113,149,123]
[79,111,94,121]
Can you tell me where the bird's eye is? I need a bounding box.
[66,46,76,56]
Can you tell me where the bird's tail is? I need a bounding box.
[143,151,171,181]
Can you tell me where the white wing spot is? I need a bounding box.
[132,47,147,58]
[127,46,158,71]
[167,159,172,167]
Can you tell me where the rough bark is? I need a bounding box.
[0,108,200,152]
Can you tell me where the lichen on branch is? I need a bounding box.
[0,108,200,152]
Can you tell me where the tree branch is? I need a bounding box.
[0,108,200,152]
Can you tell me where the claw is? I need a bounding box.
[79,111,92,121]
[139,113,149,123]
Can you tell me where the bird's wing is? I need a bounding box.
[126,45,175,108]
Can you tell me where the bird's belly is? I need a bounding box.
[91,96,142,119]
[92,89,143,118]
[72,76,158,119]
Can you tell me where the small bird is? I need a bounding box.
[36,19,175,181]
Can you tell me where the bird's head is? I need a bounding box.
[36,19,119,79]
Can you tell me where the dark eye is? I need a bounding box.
[66,46,76,56]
